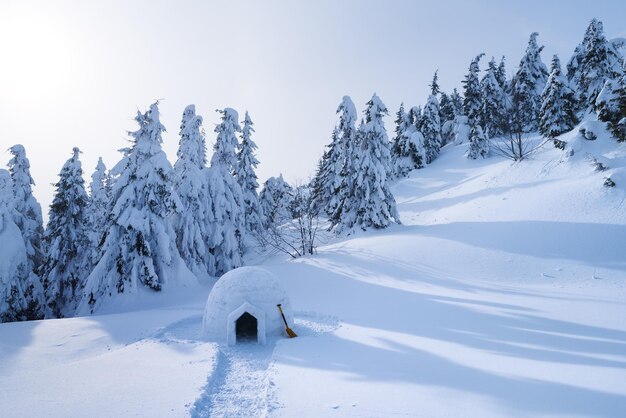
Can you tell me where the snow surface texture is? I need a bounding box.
[203,266,294,346]
[1,125,626,417]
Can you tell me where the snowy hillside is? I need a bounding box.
[1,129,625,417]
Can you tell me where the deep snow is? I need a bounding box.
[1,127,625,417]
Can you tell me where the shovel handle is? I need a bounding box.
[277,304,289,327]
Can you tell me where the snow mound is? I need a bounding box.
[203,266,294,345]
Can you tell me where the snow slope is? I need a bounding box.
[1,129,625,417]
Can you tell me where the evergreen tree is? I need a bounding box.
[391,103,411,168]
[510,32,550,132]
[7,145,43,274]
[335,94,399,232]
[539,55,579,138]
[467,125,489,159]
[259,174,294,226]
[7,145,44,319]
[394,123,425,178]
[479,57,509,136]
[206,108,246,276]
[463,54,485,124]
[496,56,509,92]
[429,70,441,95]
[41,148,89,318]
[322,96,358,225]
[86,157,111,271]
[596,64,626,141]
[80,103,190,314]
[0,169,30,323]
[173,104,212,279]
[422,93,442,164]
[235,111,264,234]
[450,88,464,117]
[439,92,456,125]
[567,19,624,110]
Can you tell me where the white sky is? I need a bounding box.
[0,0,625,218]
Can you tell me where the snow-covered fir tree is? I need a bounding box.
[467,125,489,159]
[422,87,442,164]
[439,92,456,126]
[173,104,213,279]
[394,119,425,177]
[463,54,485,124]
[391,103,411,170]
[323,96,358,226]
[479,57,509,136]
[510,32,549,132]
[496,56,509,92]
[80,102,190,314]
[311,97,357,219]
[7,145,43,274]
[235,111,264,234]
[259,174,294,227]
[567,19,624,111]
[450,88,464,117]
[539,55,579,138]
[335,94,399,232]
[0,169,30,323]
[85,157,111,270]
[596,65,626,141]
[7,145,44,319]
[206,108,246,276]
[41,147,89,318]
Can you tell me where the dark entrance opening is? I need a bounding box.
[236,312,258,342]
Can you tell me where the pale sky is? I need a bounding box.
[1,0,625,218]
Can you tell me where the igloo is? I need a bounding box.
[202,266,295,345]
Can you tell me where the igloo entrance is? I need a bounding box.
[236,312,258,342]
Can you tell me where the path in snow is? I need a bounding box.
[190,312,340,418]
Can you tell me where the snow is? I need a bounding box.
[2,125,626,417]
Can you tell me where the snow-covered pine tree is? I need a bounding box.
[439,93,456,126]
[510,32,550,132]
[8,145,43,275]
[206,108,246,276]
[422,86,442,164]
[235,111,264,234]
[596,65,626,141]
[567,19,624,111]
[173,104,213,279]
[450,88,464,117]
[479,57,509,137]
[309,143,331,215]
[391,103,410,169]
[86,157,111,271]
[394,121,425,178]
[80,102,191,314]
[467,125,489,159]
[463,54,485,125]
[41,147,89,318]
[0,169,30,323]
[539,55,579,138]
[259,174,294,227]
[496,56,509,93]
[337,94,399,232]
[326,96,359,226]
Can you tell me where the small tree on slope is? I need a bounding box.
[479,57,509,137]
[235,111,264,235]
[41,147,90,318]
[173,104,213,279]
[206,108,246,276]
[0,170,31,323]
[86,157,111,271]
[336,94,399,232]
[259,174,294,227]
[467,125,489,159]
[539,55,578,139]
[463,54,485,125]
[7,145,43,275]
[510,32,549,132]
[80,103,188,314]
[423,75,443,164]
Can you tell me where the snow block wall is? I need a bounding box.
[203,266,294,345]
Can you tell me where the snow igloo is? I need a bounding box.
[203,266,295,345]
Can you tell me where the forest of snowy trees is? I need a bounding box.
[1,19,625,322]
